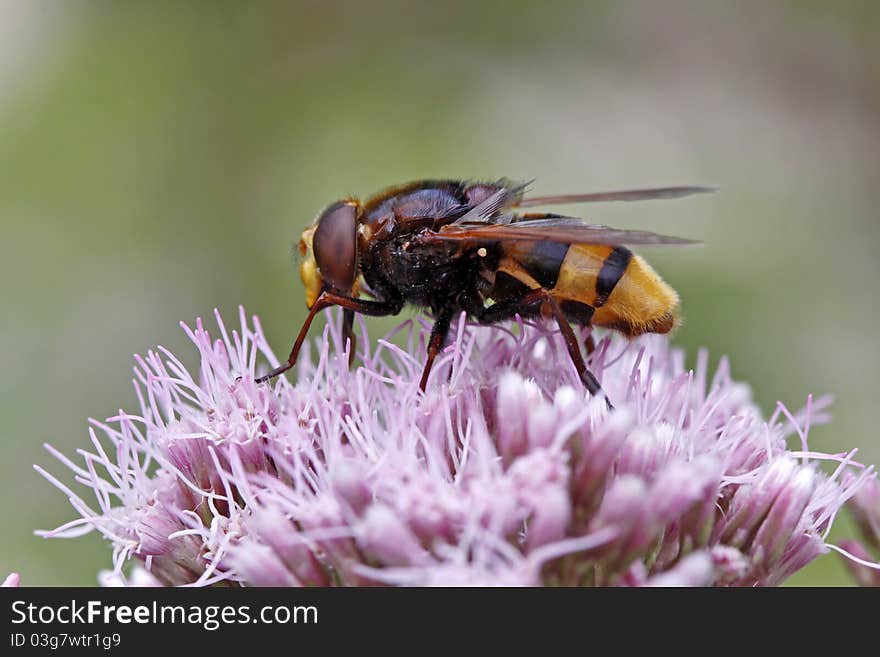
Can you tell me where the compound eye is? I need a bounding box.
[312,201,358,291]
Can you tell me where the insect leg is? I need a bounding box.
[342,309,356,367]
[544,295,612,409]
[256,290,402,383]
[471,290,545,324]
[419,307,455,392]
[475,290,611,408]
[585,334,596,357]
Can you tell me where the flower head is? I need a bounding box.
[837,477,880,586]
[37,308,877,586]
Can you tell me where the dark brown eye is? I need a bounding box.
[312,201,358,291]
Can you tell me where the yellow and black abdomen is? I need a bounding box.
[492,241,679,336]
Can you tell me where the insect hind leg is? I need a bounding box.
[473,290,612,409]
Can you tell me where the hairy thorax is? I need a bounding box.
[362,231,487,312]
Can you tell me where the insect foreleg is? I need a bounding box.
[256,290,403,384]
[342,309,356,367]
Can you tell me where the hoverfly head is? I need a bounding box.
[299,200,359,308]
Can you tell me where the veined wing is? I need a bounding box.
[434,215,700,246]
[516,185,717,208]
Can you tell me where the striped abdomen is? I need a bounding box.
[491,241,679,336]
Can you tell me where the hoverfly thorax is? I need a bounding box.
[299,200,360,308]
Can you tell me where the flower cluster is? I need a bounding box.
[37,307,876,586]
[838,477,880,586]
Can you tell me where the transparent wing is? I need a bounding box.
[434,215,700,246]
[453,182,531,223]
[516,185,717,208]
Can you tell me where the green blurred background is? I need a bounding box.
[2,1,878,585]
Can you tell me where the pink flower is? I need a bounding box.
[36,307,877,586]
[837,477,880,586]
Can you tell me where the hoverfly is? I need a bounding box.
[258,179,713,407]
